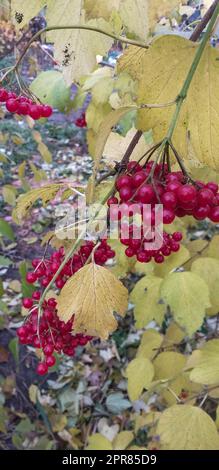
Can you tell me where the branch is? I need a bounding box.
[13,24,148,71]
[119,129,143,170]
[190,0,219,42]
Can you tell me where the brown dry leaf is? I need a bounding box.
[0,346,9,363]
[57,263,128,339]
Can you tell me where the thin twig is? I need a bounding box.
[190,0,219,42]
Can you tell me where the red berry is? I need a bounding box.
[209,206,219,223]
[0,88,9,101]
[43,344,54,356]
[206,182,218,194]
[32,291,41,300]
[132,171,147,188]
[161,191,177,209]
[172,232,183,242]
[154,254,164,263]
[29,104,41,120]
[125,247,135,257]
[41,105,53,118]
[107,197,118,206]
[46,355,56,367]
[136,184,155,203]
[177,184,197,203]
[163,208,175,224]
[18,101,30,115]
[26,272,37,284]
[193,205,210,220]
[116,175,133,190]
[197,188,214,206]
[6,99,18,113]
[36,362,48,375]
[22,297,33,309]
[119,186,133,202]
[127,161,141,172]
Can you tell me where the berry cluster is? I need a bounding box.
[0,87,53,119]
[120,230,183,264]
[75,112,87,128]
[107,159,219,264]
[17,240,115,375]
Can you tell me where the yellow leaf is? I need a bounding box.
[153,352,186,381]
[46,2,113,85]
[125,357,154,401]
[93,105,137,173]
[160,272,211,335]
[2,185,17,206]
[207,235,219,260]
[137,330,163,360]
[87,433,113,450]
[162,322,185,347]
[18,161,26,180]
[38,142,52,164]
[156,405,219,450]
[103,127,150,167]
[130,275,166,328]
[11,134,24,145]
[191,258,219,316]
[28,384,38,404]
[188,339,219,385]
[113,431,134,450]
[154,245,190,277]
[119,0,148,40]
[109,240,136,277]
[11,0,45,29]
[57,263,128,339]
[134,411,160,433]
[86,102,112,134]
[50,414,67,433]
[15,184,61,221]
[119,35,219,170]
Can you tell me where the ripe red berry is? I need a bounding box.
[172,232,183,242]
[177,184,197,203]
[29,104,41,119]
[46,355,56,367]
[22,297,33,309]
[125,247,135,257]
[163,208,175,224]
[116,175,133,190]
[26,272,37,284]
[161,191,177,209]
[197,188,214,206]
[209,206,219,223]
[41,105,53,118]
[36,362,48,375]
[136,184,155,203]
[0,88,9,101]
[206,182,218,194]
[107,196,118,206]
[43,344,54,356]
[119,186,133,201]
[6,99,18,113]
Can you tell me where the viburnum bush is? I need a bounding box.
[1,0,219,451]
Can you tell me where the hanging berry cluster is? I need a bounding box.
[0,87,53,119]
[17,240,115,375]
[75,112,87,128]
[107,143,219,265]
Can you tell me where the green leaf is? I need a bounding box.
[30,70,71,112]
[0,256,12,267]
[9,337,19,365]
[19,261,35,297]
[0,219,15,241]
[106,392,131,414]
[160,272,211,335]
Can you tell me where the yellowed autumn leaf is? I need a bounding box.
[191,258,219,315]
[28,384,38,404]
[206,234,219,260]
[160,271,211,335]
[103,127,150,167]
[57,263,128,339]
[153,351,186,381]
[162,322,185,348]
[130,275,166,328]
[188,339,219,385]
[137,330,163,360]
[2,185,17,206]
[216,405,219,430]
[113,431,134,450]
[46,2,113,84]
[125,357,154,401]
[15,184,62,221]
[38,142,52,164]
[50,414,67,433]
[134,411,161,433]
[119,35,219,170]
[156,405,219,450]
[86,433,113,450]
[109,240,136,278]
[11,0,46,29]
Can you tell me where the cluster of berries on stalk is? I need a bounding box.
[75,112,87,128]
[107,153,219,264]
[17,240,115,375]
[0,87,53,119]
